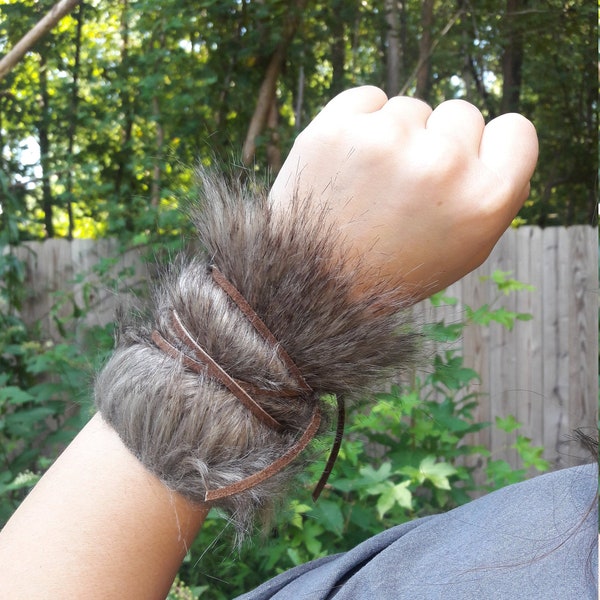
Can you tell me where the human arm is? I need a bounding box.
[0,413,208,599]
[0,86,538,599]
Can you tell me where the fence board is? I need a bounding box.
[547,227,571,468]
[515,227,544,472]
[568,227,598,453]
[9,240,149,340]
[461,254,491,459]
[413,226,597,472]
[6,226,598,473]
[492,230,519,466]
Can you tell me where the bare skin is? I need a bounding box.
[0,87,538,598]
[270,86,538,299]
[0,414,208,599]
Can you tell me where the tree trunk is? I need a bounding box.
[150,30,166,209]
[266,97,282,173]
[214,1,246,132]
[0,0,81,82]
[458,0,472,101]
[399,0,407,70]
[241,45,285,166]
[456,1,491,113]
[114,0,133,229]
[415,0,434,101]
[384,0,403,96]
[329,0,346,96]
[150,96,164,208]
[400,8,462,96]
[294,64,305,132]
[500,0,526,114]
[241,0,307,167]
[65,2,83,240]
[38,54,54,238]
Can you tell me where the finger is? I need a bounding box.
[316,86,388,120]
[377,96,432,127]
[425,99,485,153]
[479,114,539,193]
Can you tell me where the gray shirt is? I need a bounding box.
[237,464,597,599]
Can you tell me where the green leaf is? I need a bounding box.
[482,271,535,295]
[376,480,412,518]
[286,547,303,566]
[358,463,392,485]
[311,499,344,537]
[423,320,464,343]
[495,415,522,433]
[428,291,459,307]
[288,500,311,529]
[4,407,55,433]
[0,386,34,405]
[511,435,550,471]
[329,478,356,493]
[418,456,457,490]
[1,470,40,493]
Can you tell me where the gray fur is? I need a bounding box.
[95,169,420,538]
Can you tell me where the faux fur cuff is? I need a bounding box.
[95,170,420,538]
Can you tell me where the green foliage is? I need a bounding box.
[0,2,585,591]
[177,273,548,598]
[0,0,596,242]
[0,326,91,523]
[167,576,203,600]
[0,153,551,597]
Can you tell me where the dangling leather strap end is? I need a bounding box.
[312,395,345,501]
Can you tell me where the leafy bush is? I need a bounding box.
[0,200,190,525]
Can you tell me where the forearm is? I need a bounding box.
[0,174,418,599]
[0,414,207,600]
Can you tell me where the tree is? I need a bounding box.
[415,0,434,100]
[0,0,596,239]
[242,0,308,168]
[500,0,526,114]
[384,0,404,96]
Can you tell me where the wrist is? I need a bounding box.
[96,170,420,538]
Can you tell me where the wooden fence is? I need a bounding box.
[414,226,598,472]
[6,226,598,473]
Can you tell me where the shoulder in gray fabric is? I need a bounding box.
[236,464,598,600]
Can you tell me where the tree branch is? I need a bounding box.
[0,0,81,82]
[241,0,308,166]
[399,8,463,97]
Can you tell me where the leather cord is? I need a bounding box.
[151,266,346,503]
[210,266,312,392]
[152,311,283,432]
[211,266,345,500]
[204,401,321,502]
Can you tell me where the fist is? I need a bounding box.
[270,86,538,302]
